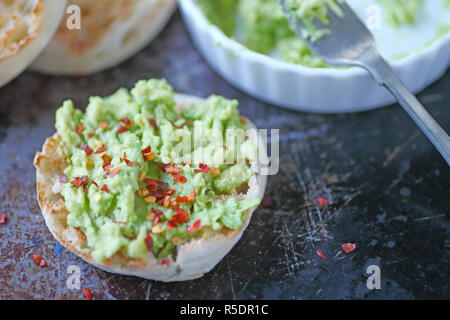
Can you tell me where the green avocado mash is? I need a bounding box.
[374,0,423,27]
[55,79,260,263]
[196,0,433,68]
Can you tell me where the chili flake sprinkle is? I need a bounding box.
[194,163,210,174]
[109,166,121,178]
[71,176,88,188]
[172,173,187,183]
[0,212,6,225]
[59,174,68,183]
[82,288,93,300]
[120,117,132,127]
[316,249,327,260]
[33,254,43,265]
[145,232,153,252]
[121,153,134,167]
[95,146,106,154]
[341,243,357,254]
[186,219,201,233]
[165,166,183,174]
[116,124,129,134]
[172,207,190,224]
[101,185,110,193]
[166,220,177,230]
[317,197,328,208]
[76,122,83,135]
[262,195,273,208]
[99,121,109,129]
[149,118,158,132]
[81,144,93,156]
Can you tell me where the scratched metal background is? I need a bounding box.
[0,13,449,300]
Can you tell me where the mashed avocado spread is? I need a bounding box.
[197,0,434,68]
[55,79,260,263]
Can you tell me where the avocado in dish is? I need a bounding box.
[52,79,261,263]
[196,0,438,68]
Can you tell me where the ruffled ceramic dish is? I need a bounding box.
[179,0,450,113]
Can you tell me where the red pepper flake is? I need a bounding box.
[103,163,113,172]
[188,189,198,203]
[186,219,201,233]
[172,207,190,224]
[59,174,68,183]
[123,118,133,127]
[175,196,189,204]
[165,166,183,174]
[71,176,87,187]
[165,189,176,196]
[158,181,169,190]
[316,249,327,260]
[141,146,151,156]
[0,212,6,225]
[82,289,92,300]
[109,166,121,178]
[101,185,110,193]
[341,243,357,254]
[81,144,93,156]
[194,163,211,174]
[76,123,83,135]
[95,146,106,154]
[157,163,169,171]
[91,181,99,188]
[149,118,158,132]
[152,209,163,225]
[120,117,132,127]
[172,173,187,183]
[121,153,134,167]
[99,121,109,130]
[262,195,273,208]
[144,178,159,188]
[144,233,153,252]
[166,220,177,230]
[161,258,170,266]
[116,124,129,134]
[317,197,328,208]
[32,254,41,265]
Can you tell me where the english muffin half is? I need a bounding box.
[0,0,67,87]
[34,79,267,281]
[30,0,177,75]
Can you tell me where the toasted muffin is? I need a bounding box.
[30,0,177,75]
[34,84,267,281]
[0,0,67,87]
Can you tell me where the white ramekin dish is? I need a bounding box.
[179,0,450,113]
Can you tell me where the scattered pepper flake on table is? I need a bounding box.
[0,212,6,225]
[82,288,93,300]
[316,248,327,260]
[33,254,46,267]
[317,197,328,208]
[342,243,357,254]
[262,195,273,208]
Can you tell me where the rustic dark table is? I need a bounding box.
[0,13,449,300]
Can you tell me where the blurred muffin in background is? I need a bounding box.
[0,0,66,87]
[31,0,177,75]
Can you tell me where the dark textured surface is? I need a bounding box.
[0,13,449,300]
